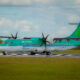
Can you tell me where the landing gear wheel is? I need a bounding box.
[2,51,6,55]
[43,51,51,55]
[46,52,51,55]
[30,51,36,55]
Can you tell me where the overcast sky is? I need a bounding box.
[0,0,80,38]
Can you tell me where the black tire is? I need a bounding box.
[3,51,6,55]
[30,52,36,55]
[43,51,51,55]
[46,52,51,55]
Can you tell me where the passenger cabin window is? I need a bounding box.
[4,41,13,44]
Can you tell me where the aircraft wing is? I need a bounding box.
[0,36,12,38]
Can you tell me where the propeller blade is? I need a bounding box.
[46,41,50,44]
[15,32,18,39]
[42,33,45,38]
[11,34,14,39]
[46,34,49,39]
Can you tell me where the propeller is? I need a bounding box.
[40,33,50,53]
[0,32,18,39]
[11,32,18,39]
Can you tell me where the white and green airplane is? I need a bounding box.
[0,23,80,55]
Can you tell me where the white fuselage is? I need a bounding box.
[0,46,76,53]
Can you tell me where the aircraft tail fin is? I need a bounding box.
[68,23,80,38]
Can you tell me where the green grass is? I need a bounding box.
[0,57,80,80]
[53,47,80,53]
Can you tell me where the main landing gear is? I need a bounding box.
[30,51,36,55]
[30,50,51,55]
[42,51,51,55]
[2,51,6,55]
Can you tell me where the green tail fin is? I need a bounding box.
[68,23,80,38]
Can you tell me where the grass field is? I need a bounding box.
[0,57,80,80]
